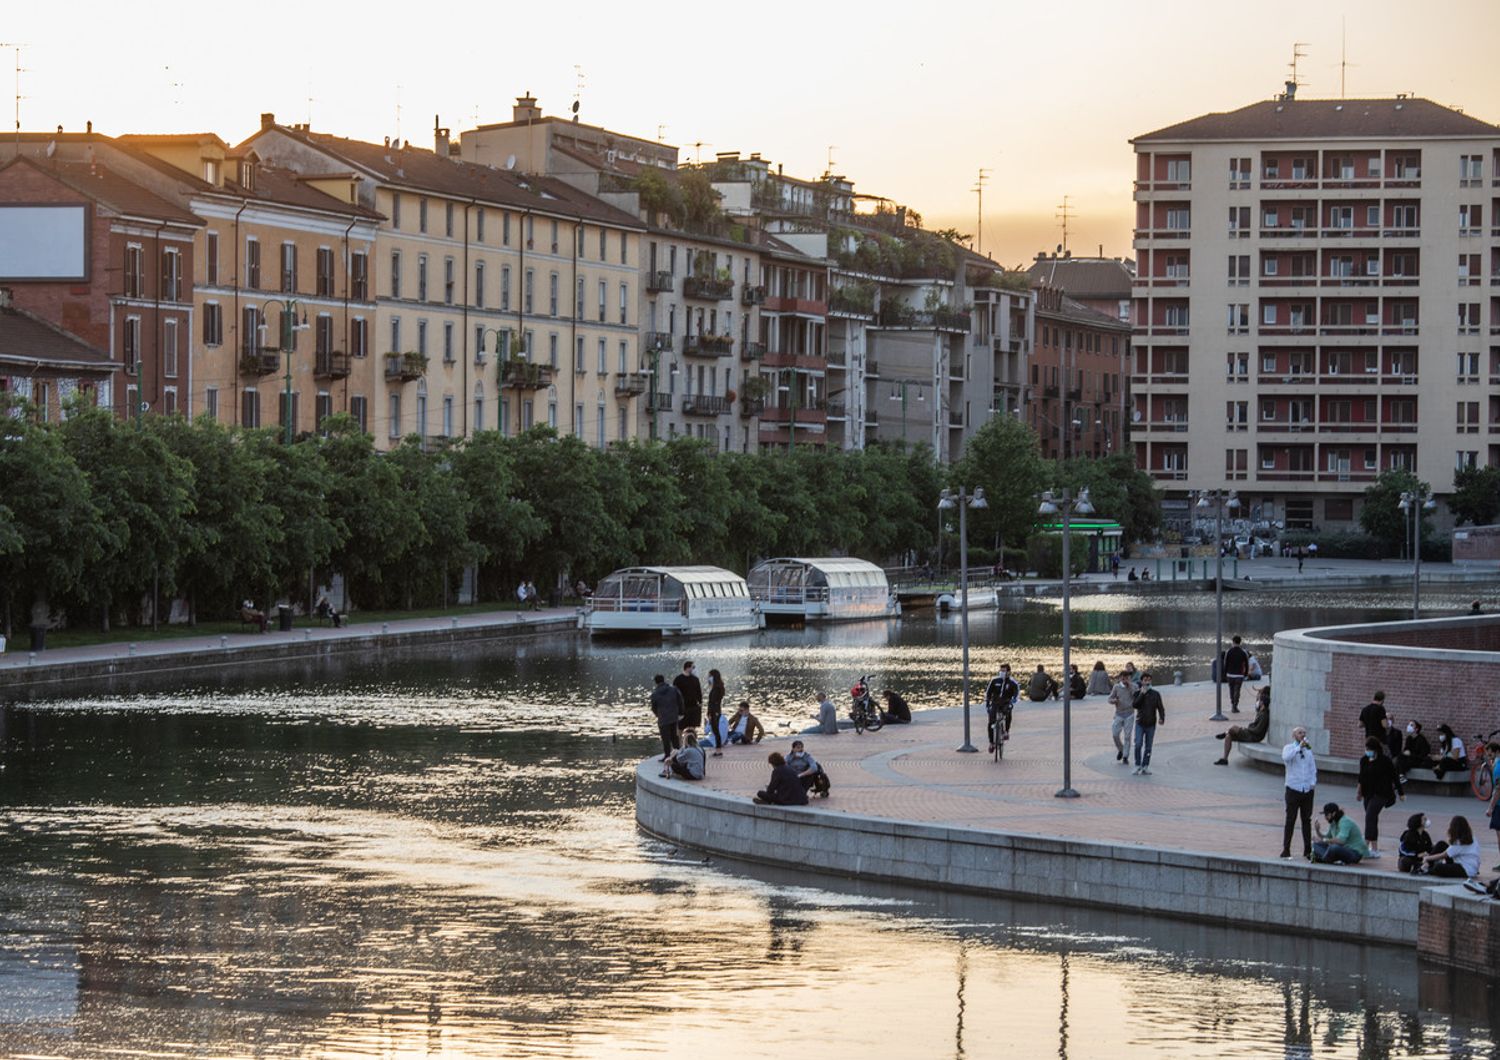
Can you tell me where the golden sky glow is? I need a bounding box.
[6,0,1499,266]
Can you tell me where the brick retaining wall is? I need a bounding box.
[1418,886,1500,975]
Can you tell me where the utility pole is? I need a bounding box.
[973,168,991,256]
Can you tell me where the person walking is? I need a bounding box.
[1131,672,1165,775]
[674,661,703,732]
[704,668,727,756]
[1108,670,1135,764]
[1356,736,1403,858]
[649,674,684,761]
[1280,726,1317,859]
[1222,635,1250,713]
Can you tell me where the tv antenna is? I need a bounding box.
[972,168,991,256]
[1337,18,1356,98]
[1056,194,1074,254]
[164,65,183,111]
[572,64,585,121]
[1,44,25,151]
[825,144,836,177]
[656,124,668,143]
[1288,42,1308,91]
[689,140,710,164]
[395,84,402,141]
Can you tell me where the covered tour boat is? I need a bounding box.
[583,565,763,638]
[747,557,900,623]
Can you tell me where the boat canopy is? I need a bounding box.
[748,557,888,592]
[594,565,751,605]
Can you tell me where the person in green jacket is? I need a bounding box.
[1312,802,1369,865]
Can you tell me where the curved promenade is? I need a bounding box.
[636,683,1468,948]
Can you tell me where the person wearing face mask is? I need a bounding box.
[1433,725,1467,779]
[1280,726,1317,860]
[1130,672,1165,776]
[1355,736,1403,858]
[674,661,704,732]
[1397,813,1434,874]
[1397,721,1432,780]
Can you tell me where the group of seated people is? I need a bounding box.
[1312,806,1485,882]
[1359,691,1474,780]
[1024,661,1140,702]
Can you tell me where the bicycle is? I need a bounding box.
[1469,729,1500,802]
[988,702,1013,761]
[850,677,883,735]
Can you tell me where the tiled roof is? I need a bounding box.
[0,156,202,226]
[0,304,112,369]
[1026,256,1134,299]
[1038,294,1132,331]
[258,127,646,230]
[1133,97,1500,143]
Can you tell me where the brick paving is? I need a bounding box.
[676,682,1493,872]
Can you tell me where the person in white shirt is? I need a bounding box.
[1433,725,1468,779]
[1424,815,1481,878]
[1281,726,1318,859]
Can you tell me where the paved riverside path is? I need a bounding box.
[670,682,1487,871]
[0,606,577,676]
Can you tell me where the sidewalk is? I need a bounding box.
[0,606,578,675]
[677,682,1480,871]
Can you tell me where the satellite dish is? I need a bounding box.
[571,101,580,114]
[1131,409,1142,423]
[504,154,517,171]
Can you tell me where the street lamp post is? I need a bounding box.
[1398,488,1436,618]
[1195,489,1240,722]
[262,298,308,445]
[939,486,988,754]
[1038,487,1093,798]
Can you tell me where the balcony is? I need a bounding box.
[644,331,673,351]
[613,371,649,396]
[829,285,876,316]
[683,332,734,357]
[644,392,673,412]
[761,350,825,370]
[499,358,554,390]
[314,351,351,380]
[739,397,765,418]
[759,403,827,425]
[645,270,674,293]
[741,285,766,307]
[866,359,881,377]
[681,394,731,416]
[876,305,970,332]
[762,295,827,315]
[238,348,280,376]
[683,276,734,301]
[826,399,847,419]
[385,352,427,383]
[740,341,766,362]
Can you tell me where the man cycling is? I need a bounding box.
[984,664,1020,755]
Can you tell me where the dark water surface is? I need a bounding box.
[1,589,1495,1057]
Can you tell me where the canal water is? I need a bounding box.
[1,589,1494,1056]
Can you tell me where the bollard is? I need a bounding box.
[1173,670,1183,685]
[128,643,136,656]
[382,622,389,635]
[28,651,35,665]
[304,629,312,641]
[220,636,228,649]
[451,617,458,630]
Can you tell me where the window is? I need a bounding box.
[576,276,585,318]
[389,393,401,439]
[1458,401,1480,432]
[390,251,402,298]
[391,193,401,229]
[550,219,558,253]
[316,247,334,296]
[1458,352,1479,379]
[476,208,486,243]
[204,387,219,421]
[418,255,428,301]
[597,398,606,448]
[350,395,367,433]
[162,319,179,378]
[206,232,219,285]
[1457,450,1479,471]
[280,243,297,293]
[444,258,455,305]
[352,318,368,358]
[501,266,511,311]
[391,316,402,353]
[1165,207,1190,230]
[352,252,369,300]
[574,402,584,436]
[475,261,485,308]
[549,333,560,368]
[445,202,454,238]
[1461,155,1484,183]
[598,280,607,322]
[597,338,606,374]
[502,212,511,246]
[315,392,332,432]
[620,233,628,265]
[242,306,261,355]
[442,395,453,437]
[203,303,223,346]
[443,321,455,363]
[618,341,628,374]
[549,272,559,316]
[122,315,141,373]
[316,314,333,357]
[417,319,428,356]
[419,197,428,233]
[242,389,261,428]
[546,401,556,428]
[1165,159,1190,183]
[599,227,607,259]
[619,282,629,324]
[474,383,485,432]
[245,239,261,288]
[524,269,534,313]
[1229,206,1250,235]
[575,336,585,372]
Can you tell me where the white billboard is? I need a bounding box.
[0,205,88,281]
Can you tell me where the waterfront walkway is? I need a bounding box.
[656,682,1486,870]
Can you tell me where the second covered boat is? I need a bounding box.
[747,557,900,624]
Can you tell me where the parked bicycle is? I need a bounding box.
[1470,729,1500,801]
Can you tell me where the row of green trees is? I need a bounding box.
[0,405,1158,635]
[1354,464,1500,558]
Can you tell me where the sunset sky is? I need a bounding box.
[6,0,1499,267]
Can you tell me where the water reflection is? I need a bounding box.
[0,589,1495,1056]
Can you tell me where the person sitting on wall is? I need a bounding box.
[1213,685,1270,765]
[1433,725,1468,779]
[1421,815,1481,878]
[1127,567,1139,582]
[753,751,809,807]
[1028,665,1060,702]
[1397,813,1434,874]
[240,600,267,634]
[1140,568,1153,582]
[1312,802,1369,865]
[727,701,764,745]
[786,740,830,798]
[880,689,912,725]
[1397,721,1433,780]
[1067,665,1088,701]
[663,730,706,781]
[314,595,343,628]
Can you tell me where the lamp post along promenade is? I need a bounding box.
[939,486,987,754]
[1038,487,1092,798]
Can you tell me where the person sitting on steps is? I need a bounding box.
[753,752,809,807]
[1028,665,1059,702]
[1213,685,1270,764]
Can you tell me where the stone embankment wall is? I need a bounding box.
[1271,616,1500,759]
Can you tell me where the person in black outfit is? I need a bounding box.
[1381,716,1404,764]
[1356,736,1403,858]
[984,664,1020,753]
[1397,813,1433,873]
[649,674,684,761]
[1357,691,1387,742]
[1222,635,1250,712]
[704,668,727,755]
[1067,665,1087,701]
[753,752,810,806]
[880,689,912,724]
[1398,721,1432,779]
[674,660,703,731]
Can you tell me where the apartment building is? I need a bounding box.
[1029,284,1132,459]
[0,148,201,420]
[1132,93,1500,529]
[461,101,765,451]
[247,116,645,449]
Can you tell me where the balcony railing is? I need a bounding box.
[829,286,876,316]
[876,305,971,332]
[683,276,734,301]
[314,351,351,380]
[740,285,766,307]
[740,341,766,362]
[613,371,649,396]
[644,392,673,412]
[644,331,673,351]
[499,359,555,390]
[238,348,280,376]
[826,399,847,418]
[681,394,731,416]
[385,352,428,383]
[645,270,674,293]
[739,396,765,418]
[684,333,734,357]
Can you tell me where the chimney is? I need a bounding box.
[1284,81,1297,100]
[434,115,450,157]
[85,120,92,134]
[260,112,276,130]
[513,94,541,122]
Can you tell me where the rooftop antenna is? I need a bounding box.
[1055,194,1074,254]
[1287,41,1308,97]
[825,145,836,178]
[656,124,667,143]
[572,65,585,123]
[972,167,991,256]
[395,84,402,142]
[1338,18,1357,99]
[164,65,183,111]
[306,79,315,127]
[1,44,25,152]
[689,140,710,164]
